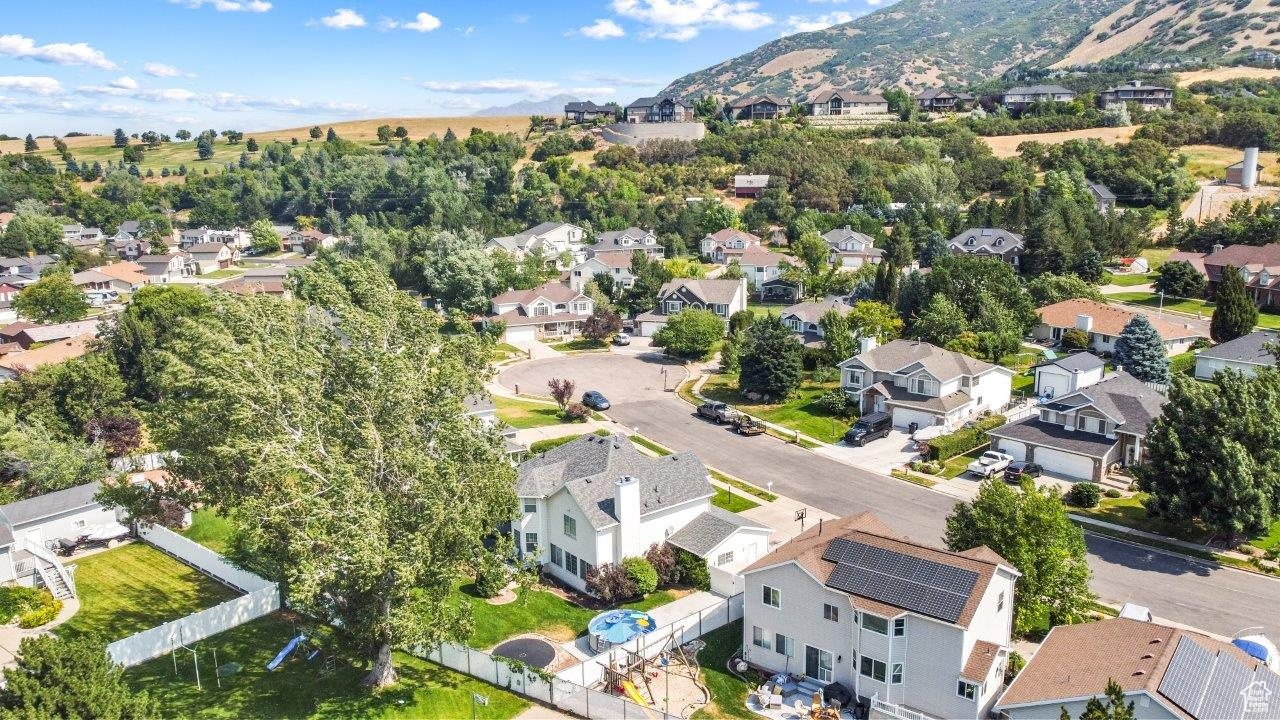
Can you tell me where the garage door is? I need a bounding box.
[1036,448,1095,481]
[505,325,537,344]
[891,407,938,431]
[638,320,666,337]
[997,440,1026,461]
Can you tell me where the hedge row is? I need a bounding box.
[926,415,1008,461]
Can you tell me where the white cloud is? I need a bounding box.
[172,0,272,12]
[206,92,369,115]
[611,0,773,38]
[78,83,199,103]
[110,76,139,90]
[572,71,659,87]
[459,26,476,37]
[403,12,442,31]
[579,19,626,39]
[421,79,559,94]
[434,96,485,111]
[0,76,63,96]
[659,26,699,40]
[0,34,117,70]
[784,11,854,33]
[142,62,193,78]
[319,8,366,29]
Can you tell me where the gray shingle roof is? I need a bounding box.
[839,339,999,381]
[516,434,712,529]
[1035,352,1106,373]
[657,278,742,306]
[1087,182,1117,200]
[1197,330,1279,366]
[949,228,1024,253]
[626,95,693,110]
[0,482,101,530]
[986,417,1117,458]
[781,298,852,326]
[811,90,886,104]
[1046,370,1166,436]
[869,381,975,413]
[666,506,769,557]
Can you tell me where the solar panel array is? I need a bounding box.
[820,537,979,624]
[1158,634,1280,720]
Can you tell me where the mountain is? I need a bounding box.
[471,94,581,117]
[662,0,1280,100]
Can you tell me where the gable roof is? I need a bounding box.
[666,506,769,556]
[736,246,785,267]
[187,242,230,254]
[1203,243,1280,270]
[1087,181,1117,200]
[821,226,876,248]
[626,95,693,110]
[15,319,103,344]
[657,278,743,306]
[916,88,957,101]
[781,298,852,326]
[704,228,761,245]
[1197,330,1279,366]
[1043,370,1166,434]
[1036,299,1205,341]
[838,339,999,381]
[516,434,713,530]
[734,174,769,189]
[595,227,653,245]
[731,93,791,108]
[949,228,1024,252]
[0,481,102,530]
[1004,84,1075,96]
[491,281,584,307]
[0,333,94,373]
[91,262,146,285]
[811,90,886,104]
[565,101,612,113]
[1035,351,1106,373]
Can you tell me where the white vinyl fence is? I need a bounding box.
[105,524,279,667]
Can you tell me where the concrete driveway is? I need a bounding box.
[814,430,920,475]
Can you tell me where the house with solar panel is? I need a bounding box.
[996,616,1280,719]
[740,512,1020,720]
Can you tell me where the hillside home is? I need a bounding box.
[701,228,762,263]
[779,298,853,347]
[564,101,616,123]
[110,236,151,261]
[1099,80,1173,110]
[1087,182,1117,213]
[116,220,142,238]
[809,91,888,116]
[187,242,239,274]
[1033,299,1204,355]
[568,254,636,292]
[988,367,1165,481]
[589,227,662,260]
[741,512,1019,720]
[730,94,791,121]
[624,96,695,124]
[90,261,147,291]
[0,255,58,287]
[487,281,594,344]
[61,225,103,253]
[514,433,771,594]
[838,338,1014,431]
[822,227,883,269]
[634,278,748,337]
[284,228,341,255]
[71,269,135,295]
[996,617,1279,720]
[1001,85,1077,111]
[0,482,124,600]
[137,253,196,284]
[219,276,291,299]
[485,222,587,264]
[180,227,251,251]
[915,88,961,112]
[2,318,102,350]
[735,246,787,285]
[948,228,1024,267]
[734,174,769,198]
[1194,330,1278,380]
[1199,242,1280,306]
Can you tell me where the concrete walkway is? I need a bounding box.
[511,419,634,447]
[512,340,564,361]
[0,595,80,668]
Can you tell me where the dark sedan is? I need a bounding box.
[582,390,611,410]
[1004,461,1043,482]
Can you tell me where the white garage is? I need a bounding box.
[996,439,1026,461]
[503,324,538,344]
[890,406,941,431]
[1034,447,1097,481]
[637,319,667,337]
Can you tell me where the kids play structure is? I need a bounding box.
[598,629,709,718]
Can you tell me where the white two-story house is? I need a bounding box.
[736,246,787,285]
[822,227,884,270]
[588,227,663,261]
[514,433,771,594]
[701,229,762,264]
[838,339,1013,431]
[0,482,124,601]
[568,254,636,292]
[180,227,251,251]
[487,281,594,344]
[485,222,587,266]
[780,298,854,347]
[742,512,1020,720]
[987,363,1165,481]
[634,278,749,337]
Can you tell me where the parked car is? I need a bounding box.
[50,522,132,556]
[86,290,119,307]
[697,401,739,424]
[613,332,631,346]
[582,390,611,410]
[967,451,1014,478]
[843,412,892,447]
[1004,461,1042,482]
[733,415,766,436]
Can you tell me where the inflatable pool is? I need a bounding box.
[588,609,657,653]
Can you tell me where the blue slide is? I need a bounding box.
[267,634,307,671]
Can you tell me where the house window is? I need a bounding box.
[665,301,682,314]
[551,544,563,567]
[752,626,772,651]
[716,551,734,566]
[891,663,904,684]
[823,603,839,622]
[958,680,978,701]
[893,618,906,637]
[762,585,780,608]
[997,592,1005,611]
[563,514,576,539]
[861,613,888,635]
[523,500,536,513]
[860,656,887,682]
[714,304,727,316]
[579,561,591,579]
[565,552,579,576]
[807,646,834,683]
[525,533,538,553]
[533,305,549,317]
[775,633,794,658]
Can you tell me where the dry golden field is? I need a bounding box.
[980,126,1141,158]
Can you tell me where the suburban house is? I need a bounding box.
[0,333,94,380]
[513,433,771,594]
[485,222,587,264]
[734,174,770,198]
[948,228,1024,267]
[563,101,616,123]
[624,96,695,124]
[701,228,762,263]
[90,261,148,291]
[730,94,791,121]
[838,338,1014,431]
[809,91,888,116]
[1087,182,1117,213]
[988,365,1165,481]
[137,253,196,284]
[0,255,58,287]
[588,227,662,260]
[2,318,102,350]
[219,272,292,299]
[187,242,239,274]
[1098,80,1174,110]
[821,227,883,269]
[0,482,125,600]
[1033,299,1205,355]
[71,269,137,295]
[760,277,803,304]
[487,281,594,344]
[634,278,749,337]
[741,512,1020,720]
[110,236,151,261]
[61,224,103,253]
[735,246,787,285]
[115,220,142,238]
[1001,85,1077,111]
[1197,242,1280,306]
[179,227,251,251]
[915,88,961,112]
[779,298,853,347]
[1028,352,1106,401]
[996,617,1280,720]
[1194,329,1278,380]
[283,228,342,255]
[568,254,635,292]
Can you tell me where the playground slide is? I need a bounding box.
[622,681,648,707]
[267,634,307,671]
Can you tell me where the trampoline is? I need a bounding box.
[492,637,557,669]
[587,609,657,653]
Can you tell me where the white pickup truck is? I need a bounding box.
[967,451,1014,478]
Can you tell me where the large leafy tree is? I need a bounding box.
[913,294,969,347]
[1137,371,1280,540]
[0,206,63,257]
[108,260,515,686]
[1210,266,1258,343]
[104,285,210,402]
[738,315,802,399]
[945,479,1093,636]
[1111,315,1169,385]
[653,309,724,360]
[0,413,110,505]
[249,218,282,253]
[819,308,855,366]
[582,307,622,342]
[0,635,157,720]
[0,351,128,439]
[1152,260,1205,299]
[1026,273,1104,307]
[13,271,88,323]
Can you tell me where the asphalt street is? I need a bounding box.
[499,350,1280,638]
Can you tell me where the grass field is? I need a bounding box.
[981,126,1140,158]
[181,509,236,554]
[940,449,984,479]
[700,372,848,444]
[1176,67,1280,84]
[493,395,570,429]
[127,613,529,720]
[1182,144,1279,183]
[1072,493,1213,544]
[1101,271,1154,287]
[59,542,239,641]
[1104,290,1280,329]
[712,486,759,513]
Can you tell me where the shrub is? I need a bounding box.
[622,557,658,596]
[1169,351,1197,377]
[17,593,61,629]
[530,434,584,454]
[1005,651,1026,682]
[562,402,591,422]
[1104,488,1123,498]
[815,390,853,418]
[473,554,511,599]
[811,366,839,384]
[0,586,45,624]
[645,543,680,587]
[585,563,637,603]
[673,546,710,591]
[1065,482,1101,508]
[1060,329,1090,350]
[926,415,1007,461]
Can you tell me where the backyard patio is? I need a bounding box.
[744,673,855,720]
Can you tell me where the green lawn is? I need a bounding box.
[201,268,244,280]
[181,509,236,554]
[709,470,777,502]
[701,372,848,443]
[59,543,239,641]
[127,613,529,720]
[493,396,569,429]
[1069,492,1280,549]
[490,343,523,362]
[454,582,681,648]
[1011,372,1035,398]
[1106,291,1280,330]
[746,303,791,320]
[631,435,673,456]
[712,486,759,513]
[693,620,755,720]
[940,449,984,479]
[549,338,608,352]
[1102,272,1154,287]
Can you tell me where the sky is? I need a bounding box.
[0,0,890,136]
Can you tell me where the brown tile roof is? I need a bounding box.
[491,281,584,307]
[0,333,94,373]
[962,640,1002,682]
[92,262,147,286]
[1203,243,1280,275]
[1036,299,1204,341]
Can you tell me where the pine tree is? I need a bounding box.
[325,127,338,142]
[1112,314,1169,384]
[112,128,128,148]
[0,635,157,718]
[738,314,803,400]
[309,125,322,139]
[23,134,37,152]
[1211,266,1258,343]
[246,137,259,152]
